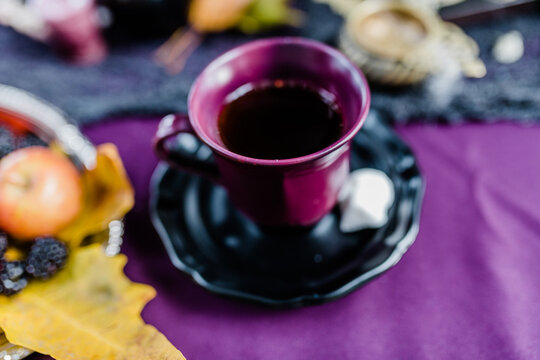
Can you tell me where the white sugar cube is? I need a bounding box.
[338,169,394,233]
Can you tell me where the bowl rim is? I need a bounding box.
[0,84,97,171]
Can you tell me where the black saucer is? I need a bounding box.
[150,112,424,307]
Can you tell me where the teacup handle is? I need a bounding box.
[153,114,220,182]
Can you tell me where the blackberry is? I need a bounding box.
[26,237,68,279]
[0,126,47,159]
[0,127,15,158]
[15,133,47,149]
[0,277,28,296]
[0,231,7,257]
[0,261,27,296]
[4,261,25,280]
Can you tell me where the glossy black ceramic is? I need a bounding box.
[150,111,423,307]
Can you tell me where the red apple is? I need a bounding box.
[0,146,83,240]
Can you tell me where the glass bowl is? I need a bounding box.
[0,84,125,359]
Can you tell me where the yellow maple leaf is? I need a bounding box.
[58,144,134,248]
[0,244,185,360]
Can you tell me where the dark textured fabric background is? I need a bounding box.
[0,1,538,124]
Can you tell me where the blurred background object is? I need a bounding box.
[438,0,538,23]
[0,0,49,41]
[154,0,303,74]
[0,0,538,124]
[492,30,524,64]
[97,0,189,39]
[29,0,107,65]
[0,0,107,64]
[338,0,485,85]
[315,0,466,13]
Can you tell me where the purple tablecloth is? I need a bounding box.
[32,118,540,360]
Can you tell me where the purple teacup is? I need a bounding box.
[154,37,370,227]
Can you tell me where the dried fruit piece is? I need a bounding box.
[0,244,185,360]
[26,237,68,279]
[0,128,15,159]
[0,232,7,257]
[0,261,27,296]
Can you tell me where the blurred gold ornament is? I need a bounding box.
[338,0,485,85]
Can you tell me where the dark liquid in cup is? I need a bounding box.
[218,81,344,160]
